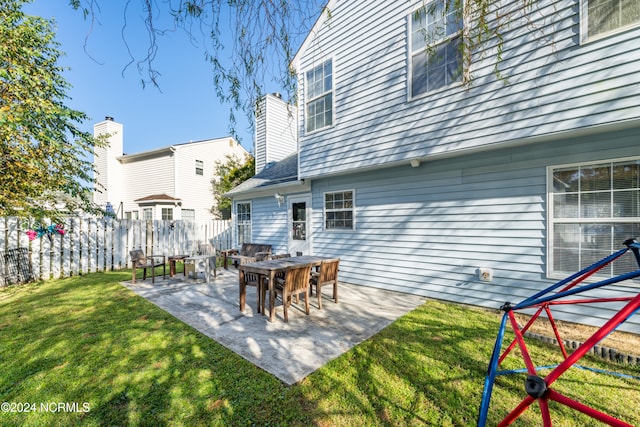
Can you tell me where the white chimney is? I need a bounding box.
[254,93,297,174]
[93,117,124,210]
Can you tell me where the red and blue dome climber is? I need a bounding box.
[478,238,640,427]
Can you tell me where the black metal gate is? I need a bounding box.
[0,248,34,287]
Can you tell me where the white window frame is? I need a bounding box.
[304,58,334,134]
[125,211,139,220]
[323,189,356,231]
[142,208,153,220]
[409,0,464,99]
[195,159,204,176]
[181,209,195,222]
[161,207,173,220]
[235,201,252,246]
[547,156,640,281]
[580,0,640,43]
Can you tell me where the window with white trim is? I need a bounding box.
[125,211,139,220]
[581,0,640,42]
[143,208,153,220]
[410,0,463,98]
[324,190,354,230]
[305,59,333,133]
[195,160,204,175]
[548,158,640,278]
[161,208,173,220]
[236,202,252,245]
[181,209,195,222]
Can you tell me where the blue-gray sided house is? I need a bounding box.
[226,0,640,333]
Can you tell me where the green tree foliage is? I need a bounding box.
[211,154,255,219]
[0,0,106,223]
[66,0,537,138]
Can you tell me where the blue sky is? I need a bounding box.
[25,0,294,155]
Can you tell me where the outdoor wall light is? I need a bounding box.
[410,158,421,168]
[274,192,285,206]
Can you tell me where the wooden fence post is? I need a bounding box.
[69,217,80,276]
[145,220,153,257]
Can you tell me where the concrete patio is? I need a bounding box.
[121,267,426,385]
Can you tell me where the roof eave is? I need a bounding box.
[291,0,337,71]
[225,180,309,200]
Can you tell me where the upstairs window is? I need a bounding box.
[582,0,640,42]
[410,0,463,98]
[195,160,204,175]
[305,59,333,133]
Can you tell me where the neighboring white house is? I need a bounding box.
[227,0,640,333]
[93,117,249,221]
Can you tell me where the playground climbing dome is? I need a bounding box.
[478,238,640,426]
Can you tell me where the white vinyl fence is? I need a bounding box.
[0,217,232,284]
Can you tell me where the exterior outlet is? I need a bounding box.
[479,268,493,282]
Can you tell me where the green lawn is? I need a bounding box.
[1,271,638,426]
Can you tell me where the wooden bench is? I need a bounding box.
[230,243,272,268]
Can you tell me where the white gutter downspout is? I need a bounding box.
[170,146,178,207]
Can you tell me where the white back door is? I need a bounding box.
[288,194,312,255]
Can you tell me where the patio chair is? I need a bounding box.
[240,271,265,313]
[268,264,312,322]
[310,259,339,309]
[130,250,166,284]
[259,253,291,303]
[198,243,216,256]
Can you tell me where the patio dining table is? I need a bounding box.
[238,255,340,322]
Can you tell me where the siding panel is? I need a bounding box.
[246,198,289,254]
[296,0,640,179]
[309,130,640,333]
[176,139,247,221]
